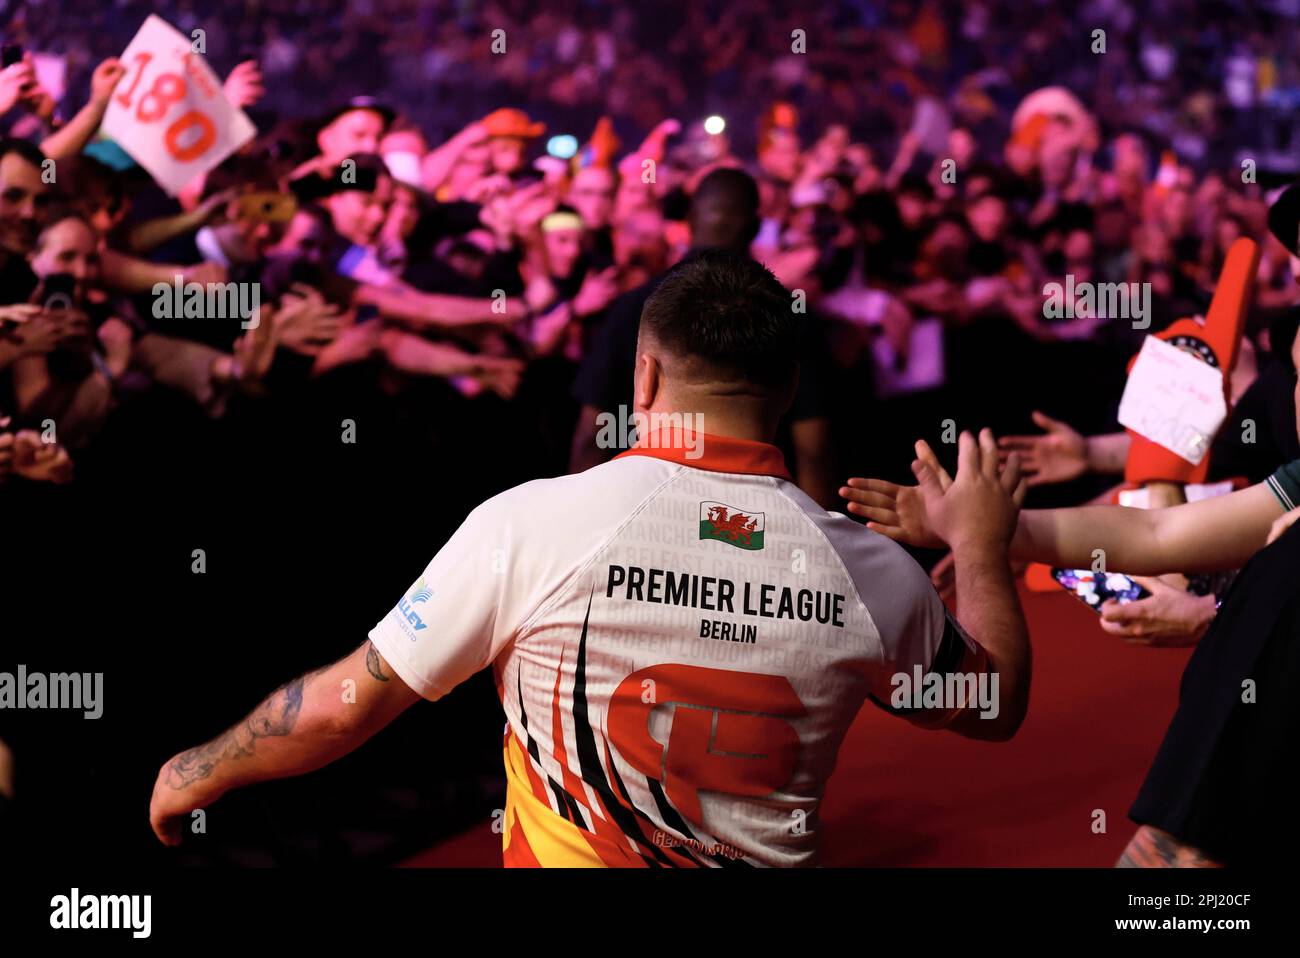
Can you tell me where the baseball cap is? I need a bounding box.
[482,108,545,140]
[317,96,397,132]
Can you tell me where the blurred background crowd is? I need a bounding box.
[3,0,1300,865]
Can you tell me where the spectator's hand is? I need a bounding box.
[511,189,558,238]
[965,275,1012,311]
[572,266,619,317]
[997,411,1089,487]
[471,355,524,400]
[0,303,44,335]
[619,118,680,176]
[463,173,514,205]
[223,60,264,109]
[275,285,347,355]
[0,58,37,114]
[454,119,489,149]
[11,430,74,484]
[7,309,90,357]
[21,84,57,121]
[183,262,228,286]
[841,438,954,549]
[89,57,127,106]
[196,187,239,223]
[841,434,1025,550]
[1099,576,1216,646]
[230,305,280,383]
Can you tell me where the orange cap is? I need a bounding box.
[482,108,545,140]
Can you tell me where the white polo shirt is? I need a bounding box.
[369,429,986,867]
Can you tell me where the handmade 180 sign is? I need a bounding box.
[101,15,255,196]
[1117,334,1227,465]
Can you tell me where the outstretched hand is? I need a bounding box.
[997,410,1088,488]
[840,430,1027,551]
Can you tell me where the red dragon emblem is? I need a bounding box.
[706,505,759,547]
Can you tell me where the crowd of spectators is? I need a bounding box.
[4,0,1300,865]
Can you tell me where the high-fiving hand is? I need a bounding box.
[840,429,1027,552]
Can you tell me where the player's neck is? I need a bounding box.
[641,398,778,445]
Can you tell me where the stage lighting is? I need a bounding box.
[547,134,579,158]
[703,115,726,135]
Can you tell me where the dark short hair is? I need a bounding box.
[0,136,47,170]
[203,153,286,200]
[35,206,92,246]
[691,167,760,215]
[639,249,800,387]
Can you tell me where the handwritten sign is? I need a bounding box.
[1118,335,1227,465]
[101,16,255,196]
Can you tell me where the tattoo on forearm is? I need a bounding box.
[365,642,390,682]
[1116,826,1222,868]
[165,675,308,790]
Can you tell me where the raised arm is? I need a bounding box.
[351,280,523,329]
[40,59,126,163]
[148,640,420,845]
[926,431,1031,741]
[100,250,227,295]
[843,438,1288,575]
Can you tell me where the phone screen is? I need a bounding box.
[1051,568,1150,613]
[41,273,78,311]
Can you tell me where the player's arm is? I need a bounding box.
[866,432,1030,741]
[942,529,1031,741]
[148,640,420,845]
[923,432,1030,740]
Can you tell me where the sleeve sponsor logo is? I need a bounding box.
[395,577,432,635]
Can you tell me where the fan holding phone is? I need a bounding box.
[0,44,38,113]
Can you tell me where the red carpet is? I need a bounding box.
[403,585,1190,867]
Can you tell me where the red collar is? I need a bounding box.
[615,427,791,479]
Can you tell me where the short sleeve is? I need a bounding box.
[839,533,990,728]
[1265,459,1300,512]
[869,602,991,729]
[368,500,519,700]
